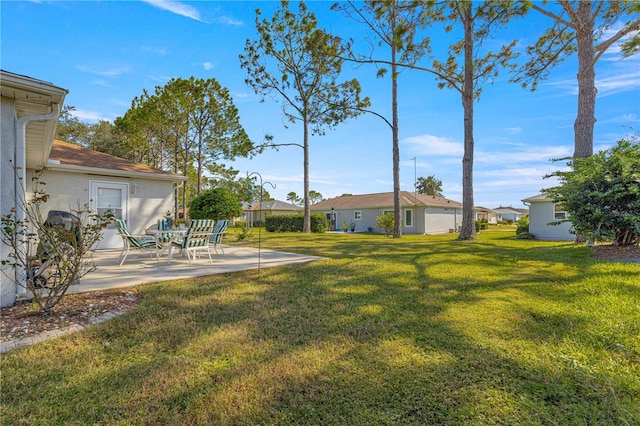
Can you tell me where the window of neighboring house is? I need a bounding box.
[404,209,413,227]
[554,204,568,220]
[354,211,362,220]
[382,210,393,216]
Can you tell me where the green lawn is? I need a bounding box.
[2,230,639,425]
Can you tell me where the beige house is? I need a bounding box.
[1,70,185,307]
[475,206,500,224]
[43,140,186,249]
[243,200,303,226]
[311,191,464,234]
[494,206,528,222]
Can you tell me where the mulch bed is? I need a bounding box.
[591,244,640,261]
[1,288,142,343]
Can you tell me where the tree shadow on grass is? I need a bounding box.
[2,236,639,424]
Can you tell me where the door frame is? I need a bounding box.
[89,180,129,249]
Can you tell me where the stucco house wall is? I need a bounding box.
[1,97,18,307]
[522,194,573,241]
[28,169,175,238]
[424,206,461,234]
[40,140,186,250]
[1,71,68,307]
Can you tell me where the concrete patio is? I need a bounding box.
[66,244,322,294]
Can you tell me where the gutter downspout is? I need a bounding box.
[14,103,61,295]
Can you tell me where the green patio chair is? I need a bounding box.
[168,219,216,265]
[209,219,229,254]
[114,219,162,266]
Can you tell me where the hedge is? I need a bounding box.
[265,214,328,233]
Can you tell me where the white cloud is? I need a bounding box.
[599,113,639,124]
[203,62,213,71]
[502,127,522,135]
[476,145,572,165]
[76,65,130,77]
[215,16,243,26]
[71,108,107,122]
[142,0,204,22]
[402,134,464,157]
[596,72,640,97]
[140,46,168,56]
[90,79,112,88]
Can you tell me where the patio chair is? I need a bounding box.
[168,219,216,265]
[209,219,229,254]
[115,219,162,266]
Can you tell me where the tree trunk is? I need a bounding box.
[197,129,204,194]
[303,118,311,233]
[392,42,402,239]
[573,2,597,159]
[458,3,477,241]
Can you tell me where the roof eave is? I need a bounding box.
[44,162,188,182]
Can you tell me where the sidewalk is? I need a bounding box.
[70,244,322,293]
[1,245,321,353]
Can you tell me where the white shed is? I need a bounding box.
[522,194,573,241]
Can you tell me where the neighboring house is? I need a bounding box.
[1,70,185,307]
[475,206,500,224]
[521,194,573,241]
[243,199,303,226]
[311,191,464,234]
[494,206,528,222]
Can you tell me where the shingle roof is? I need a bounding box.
[48,140,179,178]
[520,194,550,204]
[311,191,463,210]
[249,200,303,211]
[476,206,500,213]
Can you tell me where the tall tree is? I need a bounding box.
[87,120,118,155]
[180,77,254,194]
[204,166,272,203]
[416,175,443,196]
[114,89,172,168]
[514,1,640,158]
[333,0,430,238]
[55,105,90,146]
[424,1,527,240]
[287,191,302,205]
[115,78,254,220]
[240,0,370,233]
[308,190,324,204]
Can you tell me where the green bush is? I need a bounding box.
[475,220,489,232]
[234,220,247,228]
[188,188,243,220]
[515,231,536,239]
[516,216,530,235]
[265,214,328,233]
[375,213,395,236]
[235,226,253,241]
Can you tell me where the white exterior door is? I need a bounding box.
[90,181,128,249]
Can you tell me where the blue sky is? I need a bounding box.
[2,1,639,209]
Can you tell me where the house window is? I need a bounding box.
[404,209,413,227]
[382,210,393,216]
[554,205,568,220]
[354,211,362,220]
